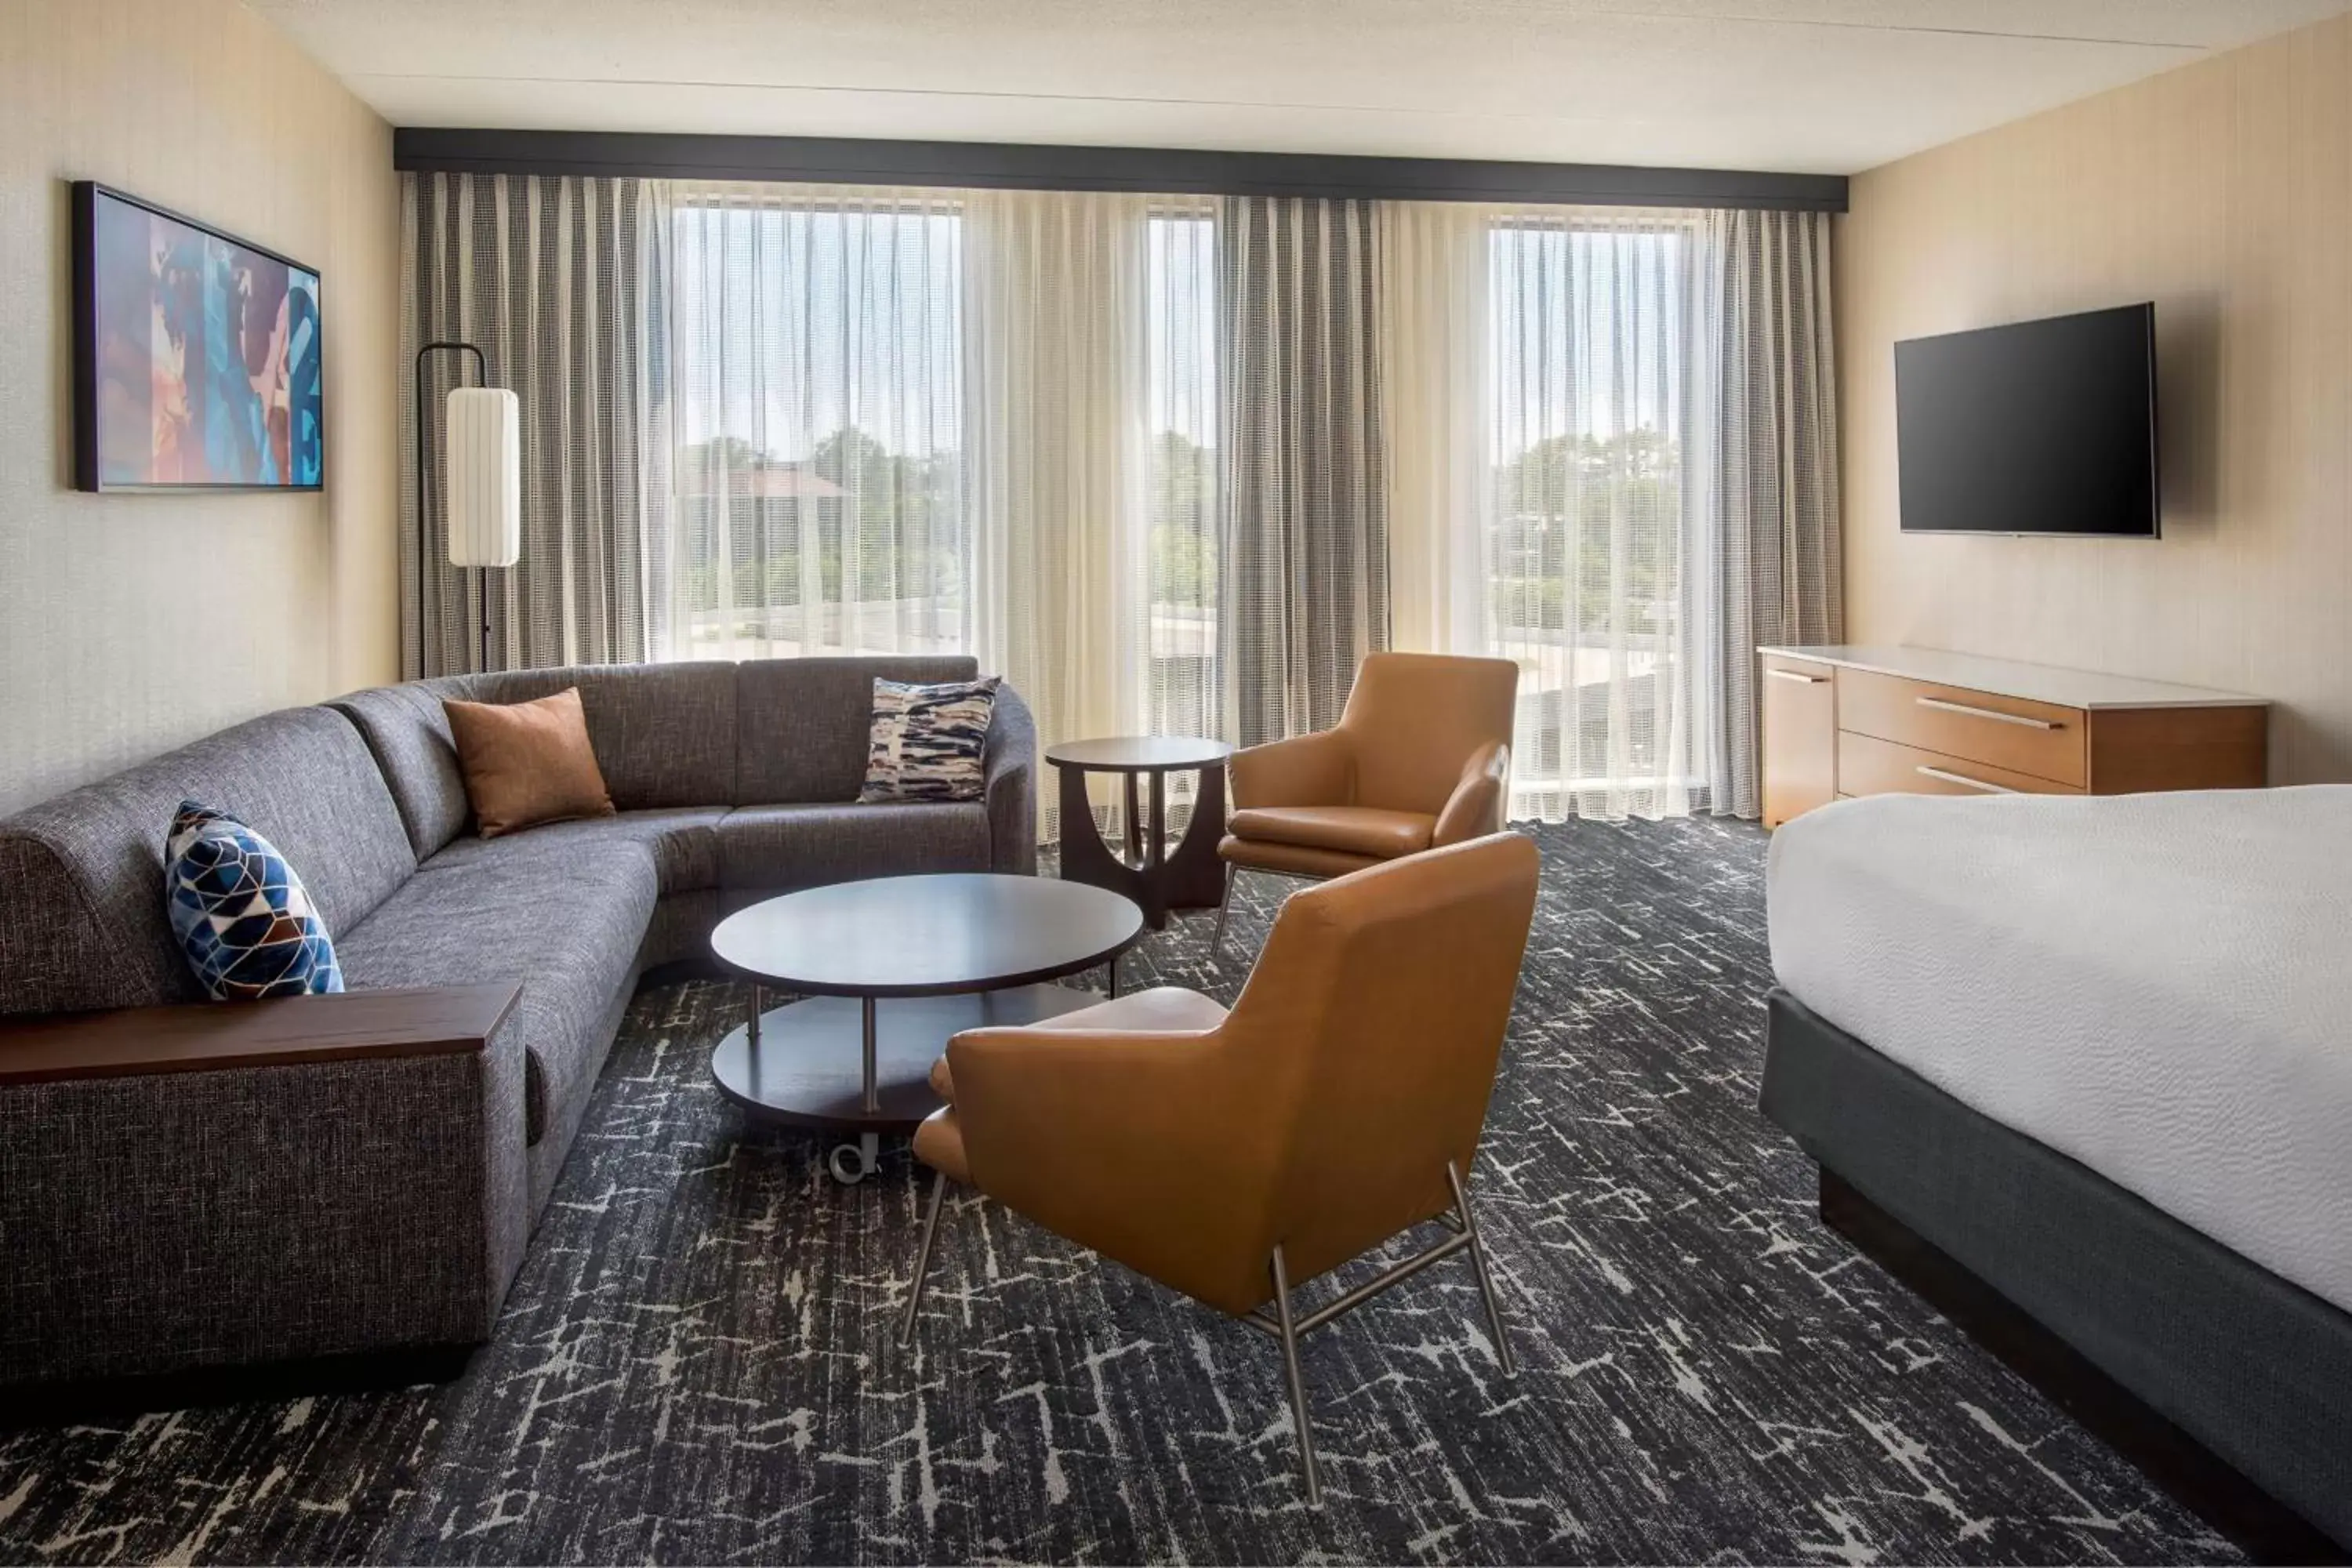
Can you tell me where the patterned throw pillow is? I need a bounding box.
[859,677,1000,803]
[164,800,344,1000]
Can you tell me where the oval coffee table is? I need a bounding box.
[709,873,1144,1184]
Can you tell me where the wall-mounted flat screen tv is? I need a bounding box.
[1895,303,2156,537]
[71,181,322,492]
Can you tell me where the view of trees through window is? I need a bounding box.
[1144,210,1220,743]
[667,197,965,659]
[663,201,1690,809]
[1486,221,1691,811]
[1490,425,1680,640]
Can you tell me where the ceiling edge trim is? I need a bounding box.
[390,129,1849,212]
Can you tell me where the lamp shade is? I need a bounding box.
[445,387,521,568]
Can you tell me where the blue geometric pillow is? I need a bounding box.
[165,800,344,1000]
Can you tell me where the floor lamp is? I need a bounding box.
[414,342,521,674]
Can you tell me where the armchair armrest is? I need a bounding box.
[0,982,520,1084]
[982,683,1040,876]
[1227,728,1353,811]
[1432,741,1511,847]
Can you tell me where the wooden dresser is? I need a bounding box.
[1757,644,2268,827]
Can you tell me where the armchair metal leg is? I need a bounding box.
[1446,1160,1518,1378]
[899,1171,948,1346]
[1211,863,1236,955]
[1268,1243,1324,1508]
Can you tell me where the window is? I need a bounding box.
[1145,207,1221,746]
[666,191,966,660]
[1486,216,1697,819]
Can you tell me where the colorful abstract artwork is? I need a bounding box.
[77,183,322,490]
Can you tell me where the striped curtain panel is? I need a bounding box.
[401,173,666,677]
[1688,208,1841,818]
[1219,197,1390,748]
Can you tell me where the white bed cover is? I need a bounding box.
[1768,785,2352,1316]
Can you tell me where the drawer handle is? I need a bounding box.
[1915,695,2061,730]
[1915,764,2017,794]
[1766,669,1826,684]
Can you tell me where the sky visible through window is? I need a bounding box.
[1489,223,1685,456]
[1148,212,1218,449]
[670,200,964,465]
[673,201,1222,464]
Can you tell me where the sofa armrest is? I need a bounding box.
[983,684,1040,876]
[0,984,530,1391]
[0,982,520,1084]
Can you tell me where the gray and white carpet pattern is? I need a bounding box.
[0,819,2234,1564]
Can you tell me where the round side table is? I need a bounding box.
[1044,736,1232,930]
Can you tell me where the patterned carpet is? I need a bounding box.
[0,819,2234,1566]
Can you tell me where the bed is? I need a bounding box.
[1760,786,2352,1557]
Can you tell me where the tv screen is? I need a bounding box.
[71,181,323,492]
[1895,303,2155,537]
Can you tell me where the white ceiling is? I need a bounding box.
[248,0,2350,176]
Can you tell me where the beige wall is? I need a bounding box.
[0,0,399,815]
[1838,13,2352,785]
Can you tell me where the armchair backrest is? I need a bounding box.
[1337,652,1520,815]
[1222,831,1540,1292]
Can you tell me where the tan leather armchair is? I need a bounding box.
[1214,651,1520,951]
[901,832,1541,1504]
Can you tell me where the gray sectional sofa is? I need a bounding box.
[0,655,1034,1394]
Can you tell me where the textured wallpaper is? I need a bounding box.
[0,0,401,815]
[1838,9,2352,786]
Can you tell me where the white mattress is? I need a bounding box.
[1768,785,2352,1316]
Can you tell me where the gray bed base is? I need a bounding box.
[1760,987,2351,1557]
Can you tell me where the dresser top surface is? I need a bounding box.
[1758,644,2269,710]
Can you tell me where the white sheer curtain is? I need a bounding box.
[658,183,967,662]
[1383,204,1705,822]
[963,189,1152,764]
[961,188,1148,840]
[644,182,1831,830]
[961,190,1225,840]
[1384,202,1836,823]
[656,182,1225,842]
[1380,201,1490,662]
[1486,207,1701,822]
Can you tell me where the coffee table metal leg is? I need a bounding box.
[829,1132,880,1185]
[861,996,880,1114]
[822,999,887,1187]
[749,982,762,1047]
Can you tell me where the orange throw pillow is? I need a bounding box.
[443,688,616,839]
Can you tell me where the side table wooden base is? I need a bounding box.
[1047,737,1232,931]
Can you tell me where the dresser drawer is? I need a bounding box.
[1836,668,2086,786]
[1837,731,2085,800]
[1760,655,1835,826]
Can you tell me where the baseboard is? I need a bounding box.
[0,1342,480,1429]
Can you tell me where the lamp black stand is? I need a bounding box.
[412,340,493,676]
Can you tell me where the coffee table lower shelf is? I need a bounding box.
[710,982,1104,1184]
